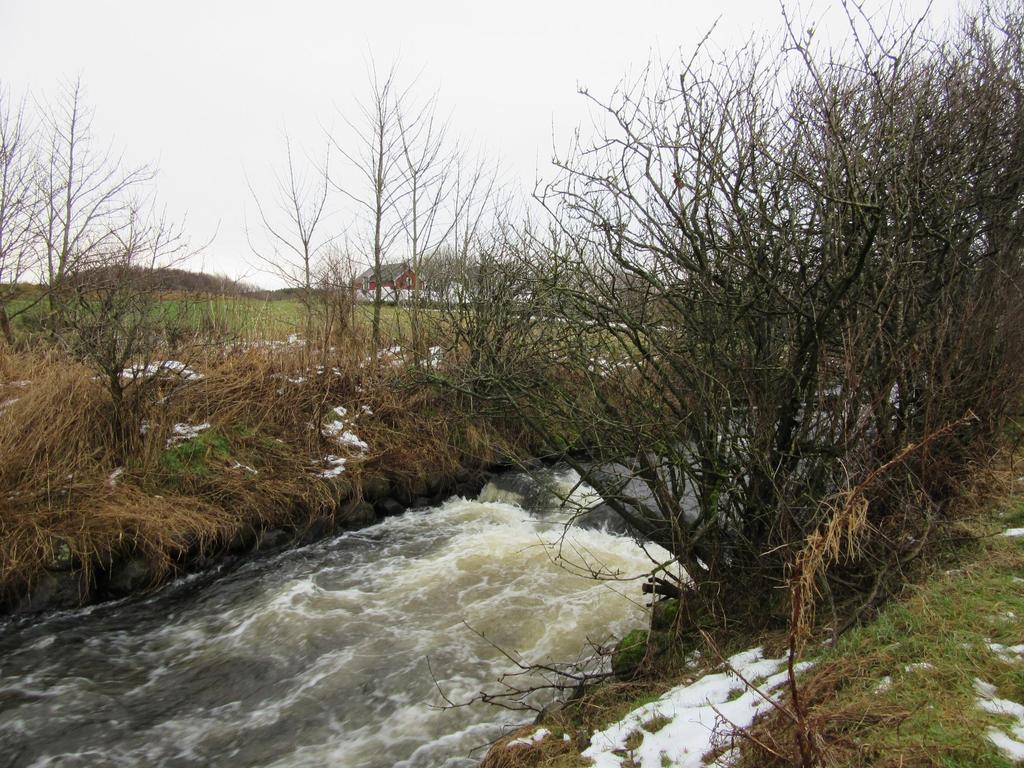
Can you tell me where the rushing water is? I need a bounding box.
[0,472,664,767]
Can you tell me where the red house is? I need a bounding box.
[356,261,418,292]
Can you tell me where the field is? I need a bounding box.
[5,287,422,342]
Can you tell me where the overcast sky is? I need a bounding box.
[0,0,960,287]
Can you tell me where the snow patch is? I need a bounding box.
[509,728,551,747]
[335,431,369,451]
[121,360,203,382]
[1003,528,1024,538]
[322,407,368,452]
[988,642,1024,663]
[106,467,125,487]
[581,648,812,768]
[975,678,1024,761]
[375,345,403,366]
[166,422,211,447]
[318,456,347,478]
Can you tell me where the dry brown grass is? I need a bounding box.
[0,338,523,608]
[479,725,588,768]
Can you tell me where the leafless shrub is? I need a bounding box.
[0,83,39,346]
[444,1,1024,629]
[247,133,332,339]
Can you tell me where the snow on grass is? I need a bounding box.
[230,461,258,475]
[1003,528,1024,538]
[106,467,125,487]
[371,344,406,367]
[314,366,342,377]
[974,678,1024,761]
[988,642,1024,663]
[314,407,368,475]
[121,360,203,382]
[166,422,211,447]
[587,356,632,377]
[322,406,368,452]
[0,397,18,409]
[509,728,551,747]
[336,431,369,450]
[317,455,347,478]
[582,648,812,768]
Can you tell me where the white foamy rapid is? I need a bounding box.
[0,491,666,768]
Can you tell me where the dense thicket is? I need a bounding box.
[444,3,1024,622]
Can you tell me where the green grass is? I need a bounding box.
[170,296,306,338]
[6,289,427,342]
[160,428,232,479]
[756,495,1024,767]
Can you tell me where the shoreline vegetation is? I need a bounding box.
[480,469,1024,767]
[0,331,533,615]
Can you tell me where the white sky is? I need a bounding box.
[0,0,961,287]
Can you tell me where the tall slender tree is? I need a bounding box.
[0,85,38,346]
[247,133,331,341]
[37,79,152,331]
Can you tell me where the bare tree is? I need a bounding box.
[60,200,191,447]
[37,79,153,331]
[396,91,455,352]
[0,84,39,346]
[330,62,409,351]
[247,133,331,340]
[448,152,501,266]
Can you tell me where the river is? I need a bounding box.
[0,471,663,767]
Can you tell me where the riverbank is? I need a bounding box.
[479,466,1024,767]
[0,343,531,615]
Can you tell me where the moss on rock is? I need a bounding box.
[650,598,679,632]
[612,629,649,679]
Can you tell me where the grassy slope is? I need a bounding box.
[739,488,1024,767]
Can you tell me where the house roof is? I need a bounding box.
[357,261,412,281]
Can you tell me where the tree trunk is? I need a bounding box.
[0,305,13,346]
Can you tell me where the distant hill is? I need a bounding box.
[64,266,260,296]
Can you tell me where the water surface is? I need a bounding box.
[0,485,659,767]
